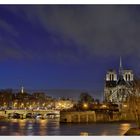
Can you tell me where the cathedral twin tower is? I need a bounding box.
[104,57,134,104]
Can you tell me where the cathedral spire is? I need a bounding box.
[119,56,123,75]
[120,56,122,68]
[21,86,24,94]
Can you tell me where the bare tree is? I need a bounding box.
[128,77,140,128]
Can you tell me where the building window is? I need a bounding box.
[128,74,131,81]
[125,74,127,81]
[109,74,114,81]
[110,74,112,81]
[112,74,114,81]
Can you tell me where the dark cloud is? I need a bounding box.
[0,19,19,37]
[0,39,31,60]
[18,5,140,57]
[1,5,140,61]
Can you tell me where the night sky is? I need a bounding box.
[0,5,140,100]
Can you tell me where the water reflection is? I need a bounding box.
[28,123,33,130]
[27,123,34,135]
[10,119,18,123]
[0,119,137,136]
[39,119,47,127]
[120,123,131,135]
[80,132,89,136]
[101,130,108,136]
[1,126,7,130]
[39,119,47,135]
[19,119,26,129]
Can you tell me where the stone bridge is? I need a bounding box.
[0,109,60,118]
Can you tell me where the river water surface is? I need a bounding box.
[0,119,137,136]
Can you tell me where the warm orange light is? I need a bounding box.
[14,102,17,107]
[21,103,24,108]
[83,103,88,109]
[102,104,107,108]
[80,132,89,136]
[123,104,127,108]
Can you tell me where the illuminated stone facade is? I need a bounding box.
[104,58,134,104]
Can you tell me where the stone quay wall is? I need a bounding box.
[60,111,132,123]
[60,111,96,123]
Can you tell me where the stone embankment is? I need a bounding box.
[124,128,140,135]
[60,109,139,123]
[60,111,121,123]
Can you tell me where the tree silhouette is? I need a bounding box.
[79,92,94,103]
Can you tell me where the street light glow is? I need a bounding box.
[123,104,127,108]
[102,104,107,108]
[83,103,88,109]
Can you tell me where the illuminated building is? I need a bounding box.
[55,99,74,110]
[104,57,134,104]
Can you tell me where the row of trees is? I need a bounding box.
[127,77,140,128]
[0,89,54,109]
[71,92,100,111]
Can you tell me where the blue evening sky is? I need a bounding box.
[0,5,140,99]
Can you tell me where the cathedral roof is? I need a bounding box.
[117,75,134,87]
[105,79,133,88]
[105,81,117,87]
[117,75,126,85]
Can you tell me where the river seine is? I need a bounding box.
[0,119,137,136]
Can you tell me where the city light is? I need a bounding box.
[83,103,88,109]
[21,103,24,108]
[55,100,74,110]
[1,4,140,136]
[29,105,32,110]
[101,104,107,108]
[123,104,127,108]
[14,102,17,107]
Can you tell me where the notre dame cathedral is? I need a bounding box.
[104,57,134,104]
